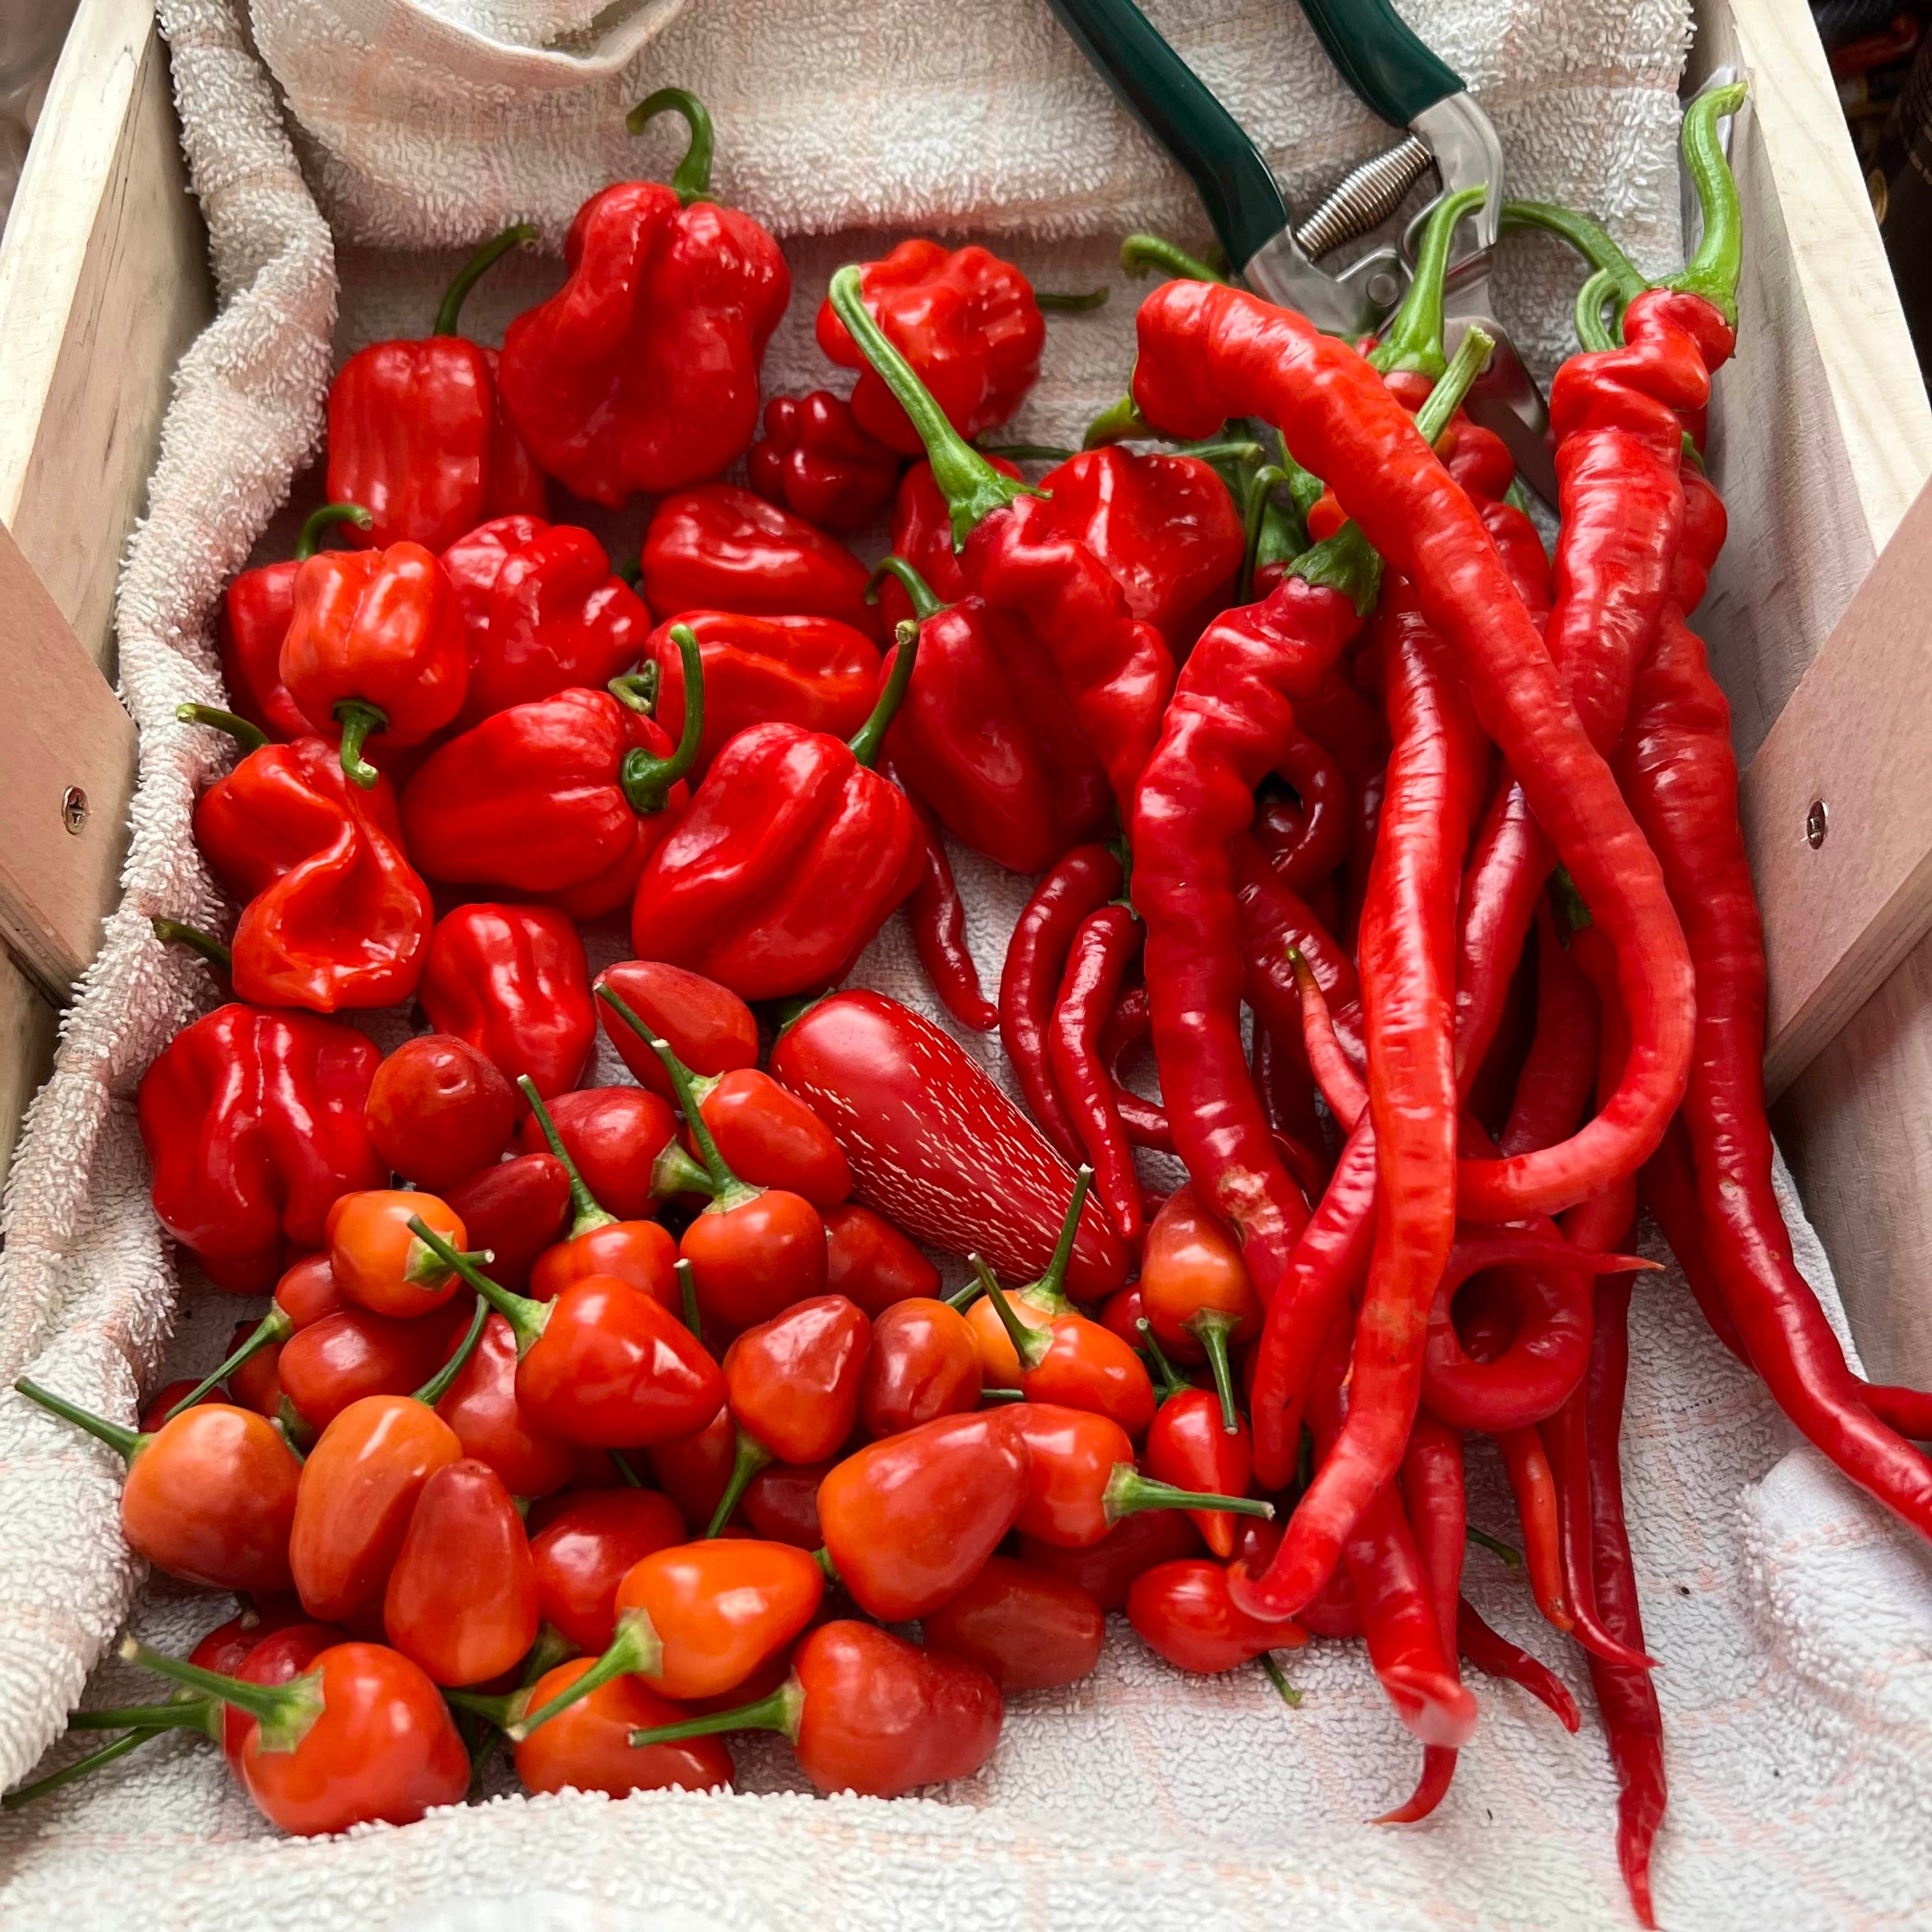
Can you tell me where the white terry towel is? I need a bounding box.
[4,1,1931,1927]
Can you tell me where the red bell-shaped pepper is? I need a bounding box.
[327,225,549,554]
[639,483,881,640]
[626,630,923,1000]
[748,389,901,530]
[874,456,1015,624]
[442,515,651,730]
[418,903,596,1100]
[400,628,702,918]
[815,240,1046,455]
[279,541,468,788]
[136,1003,388,1292]
[220,504,373,743]
[497,91,789,505]
[641,610,880,779]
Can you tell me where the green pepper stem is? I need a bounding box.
[1668,80,1748,327]
[507,1606,661,1741]
[827,265,1040,548]
[332,699,386,790]
[1174,439,1263,465]
[610,1446,645,1489]
[1103,1463,1274,1525]
[970,1256,1050,1375]
[1034,287,1108,312]
[1466,1522,1523,1568]
[151,918,233,977]
[1260,1652,1303,1709]
[411,1293,490,1406]
[1500,202,1649,306]
[1119,233,1227,284]
[609,665,659,715]
[975,443,1076,463]
[1240,464,1289,603]
[676,1260,703,1339]
[1027,1164,1093,1308]
[294,501,373,562]
[627,1676,803,1750]
[406,1218,549,1356]
[433,224,537,338]
[945,1274,984,1313]
[1574,266,1621,355]
[117,1638,324,1753]
[2,1727,169,1810]
[66,1699,220,1738]
[978,1387,1026,1403]
[706,1427,774,1537]
[847,621,919,768]
[275,1396,315,1457]
[1185,1308,1243,1434]
[15,1379,145,1462]
[1374,185,1487,377]
[174,703,267,752]
[165,1307,294,1421]
[1413,326,1493,448]
[445,1686,528,1731]
[652,1141,717,1200]
[517,1075,617,1236]
[1135,1317,1189,1401]
[1083,393,1150,449]
[628,87,715,205]
[865,556,948,624]
[621,623,704,814]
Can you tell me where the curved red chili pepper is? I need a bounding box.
[1049,905,1145,1246]
[1253,728,1351,893]
[1457,1597,1580,1731]
[1101,984,1175,1155]
[887,767,998,1031]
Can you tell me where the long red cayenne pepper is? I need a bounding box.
[1099,986,1174,1155]
[1390,1409,1467,1824]
[1049,904,1145,1248]
[1457,1598,1582,1732]
[884,762,997,1031]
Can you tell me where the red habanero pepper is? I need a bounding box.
[518,1081,710,1234]
[401,632,701,920]
[639,484,881,640]
[592,959,759,1102]
[645,609,881,779]
[442,1153,571,1295]
[277,1304,472,1438]
[364,1034,517,1192]
[623,1620,1002,1799]
[923,1554,1105,1693]
[498,92,788,505]
[1139,1181,1264,1434]
[442,515,651,731]
[828,269,1173,815]
[137,1003,386,1293]
[816,239,1047,454]
[625,631,924,1000]
[1049,903,1145,1247]
[770,989,1128,1299]
[748,389,901,531]
[890,769,999,1031]
[529,1489,688,1652]
[858,1296,982,1438]
[823,1202,941,1315]
[1127,1559,1305,1674]
[419,904,597,1101]
[219,504,374,742]
[328,230,547,561]
[874,456,1017,625]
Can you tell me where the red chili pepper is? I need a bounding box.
[489,1657,733,1798]
[823,1202,941,1314]
[817,240,1046,454]
[720,1294,871,1480]
[1103,988,1177,1155]
[645,1407,737,1532]
[433,1312,578,1498]
[640,482,880,640]
[419,903,596,1100]
[278,539,468,789]
[498,93,787,504]
[518,1081,709,1230]
[326,1188,472,1319]
[328,227,546,553]
[923,1554,1105,1692]
[742,1459,834,1549]
[442,1152,571,1294]
[888,766,999,1031]
[136,1003,387,1292]
[643,608,880,779]
[592,959,760,1102]
[1139,1181,1264,1434]
[1236,833,1362,1064]
[1457,1597,1581,1731]
[13,1380,300,1592]
[624,1620,1001,1799]
[276,1304,470,1438]
[857,1297,982,1438]
[1127,1559,1306,1674]
[382,1458,537,1685]
[817,1409,1030,1619]
[440,514,649,730]
[1015,1507,1201,1613]
[1143,1387,1254,1559]
[1495,1424,1573,1634]
[748,389,901,530]
[1253,729,1352,894]
[364,1034,515,1191]
[1050,905,1145,1247]
[141,1377,222,1432]
[119,1637,468,1835]
[873,456,1018,625]
[529,1489,688,1653]
[769,989,1128,1299]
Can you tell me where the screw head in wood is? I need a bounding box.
[1805,798,1828,849]
[61,786,88,835]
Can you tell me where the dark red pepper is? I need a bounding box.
[748,389,901,531]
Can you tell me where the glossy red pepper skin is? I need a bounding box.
[137,1004,387,1292]
[530,1220,679,1309]
[442,1153,571,1293]
[858,1298,981,1438]
[516,1086,687,1224]
[364,1034,516,1191]
[498,173,788,505]
[593,960,759,1102]
[628,722,923,1000]
[142,1376,224,1431]
[743,1459,834,1548]
[692,1070,852,1209]
[401,689,690,917]
[770,990,1128,1300]
[1002,1403,1134,1548]
[1016,1506,1201,1613]
[434,1313,578,1497]
[419,904,596,1100]
[646,1407,738,1530]
[278,1305,469,1436]
[639,485,880,640]
[679,1186,829,1335]
[1049,906,1145,1248]
[1127,1560,1306,1673]
[891,773,999,1031]
[529,1489,688,1652]
[923,1554,1105,1692]
[822,1202,940,1314]
[817,1410,1031,1620]
[723,1296,871,1465]
[1144,1390,1253,1559]
[748,389,901,529]
[817,240,1044,454]
[512,1659,733,1796]
[326,1189,467,1319]
[221,560,320,743]
[644,609,880,779]
[442,515,649,730]
[875,456,1018,626]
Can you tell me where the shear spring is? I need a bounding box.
[1295,134,1434,260]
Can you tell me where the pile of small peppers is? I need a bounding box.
[15,72,1918,1932]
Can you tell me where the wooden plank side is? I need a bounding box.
[0,524,136,1001]
[0,0,212,671]
[0,954,59,1206]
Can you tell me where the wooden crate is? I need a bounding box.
[0,0,1927,1385]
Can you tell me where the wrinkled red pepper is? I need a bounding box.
[327,226,548,554]
[498,91,788,505]
[748,390,901,531]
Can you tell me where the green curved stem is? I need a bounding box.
[1185,1308,1242,1434]
[676,1260,702,1339]
[609,665,659,715]
[3,1727,170,1809]
[1668,80,1748,327]
[434,224,537,338]
[406,1218,549,1356]
[970,1256,1050,1375]
[866,555,948,624]
[1374,185,1486,377]
[847,622,919,768]
[294,501,373,561]
[518,1075,617,1237]
[627,88,715,205]
[175,703,268,752]
[15,1380,144,1462]
[945,1275,984,1313]
[827,265,1040,548]
[620,624,703,814]
[705,1427,774,1537]
[333,699,385,790]
[1025,1164,1093,1308]
[1102,1464,1274,1525]
[507,1606,661,1741]
[118,1638,323,1754]
[411,1293,490,1406]
[165,1307,294,1421]
[65,1699,219,1738]
[1466,1522,1523,1568]
[1083,393,1150,448]
[1240,465,1289,603]
[151,919,232,977]
[628,1677,803,1750]
[1135,1317,1188,1401]
[1574,266,1622,354]
[1035,288,1108,312]
[1260,1652,1303,1709]
[1175,439,1263,465]
[1500,202,1648,307]
[1413,327,1493,446]
[1119,233,1227,284]
[978,1387,1026,1403]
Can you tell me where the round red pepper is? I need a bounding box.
[922,1553,1105,1692]
[748,389,901,530]
[364,1034,516,1191]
